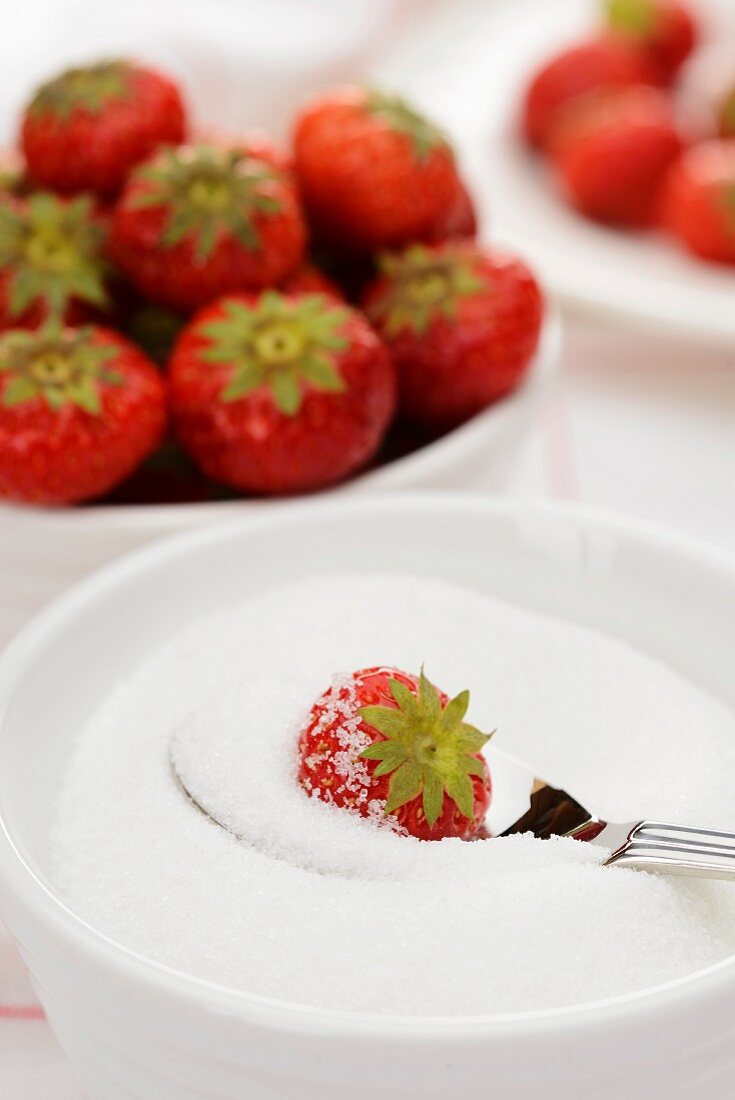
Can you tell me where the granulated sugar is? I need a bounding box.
[50,574,735,1016]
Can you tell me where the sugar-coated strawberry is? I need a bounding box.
[522,36,654,149]
[294,86,460,251]
[21,60,186,197]
[604,0,699,85]
[298,667,492,841]
[0,192,110,331]
[426,179,478,242]
[549,86,683,226]
[0,324,166,504]
[661,141,735,265]
[111,145,307,312]
[169,289,395,494]
[363,242,543,432]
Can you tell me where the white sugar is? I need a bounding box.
[50,574,735,1016]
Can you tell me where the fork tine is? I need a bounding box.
[606,820,735,880]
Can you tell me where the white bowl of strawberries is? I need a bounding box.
[0,59,558,642]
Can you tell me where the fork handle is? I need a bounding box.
[604,820,735,881]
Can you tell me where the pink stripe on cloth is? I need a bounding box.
[0,1005,45,1020]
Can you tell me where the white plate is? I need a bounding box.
[380,0,735,347]
[488,0,735,346]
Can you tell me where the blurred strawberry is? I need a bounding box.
[169,289,396,495]
[294,85,460,251]
[549,86,683,226]
[0,192,111,330]
[0,150,31,198]
[281,263,344,299]
[21,59,186,196]
[0,323,166,503]
[604,0,699,85]
[364,242,543,432]
[661,140,735,265]
[426,179,478,242]
[522,36,655,149]
[195,126,292,173]
[110,144,307,312]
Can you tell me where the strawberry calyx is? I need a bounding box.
[129,145,285,262]
[0,192,108,320]
[359,668,492,827]
[0,324,122,414]
[605,0,656,37]
[364,89,451,164]
[199,290,351,415]
[28,60,132,121]
[368,243,484,337]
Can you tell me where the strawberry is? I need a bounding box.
[281,263,343,299]
[169,289,396,494]
[196,126,292,174]
[293,86,460,251]
[110,145,307,312]
[0,192,110,331]
[0,150,30,198]
[604,0,698,85]
[549,86,682,226]
[661,140,735,265]
[363,242,543,432]
[521,36,654,149]
[0,324,166,504]
[426,178,478,242]
[21,60,186,197]
[298,667,492,841]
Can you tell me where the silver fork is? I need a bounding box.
[485,747,735,880]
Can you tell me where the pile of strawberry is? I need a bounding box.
[522,0,735,266]
[0,60,545,506]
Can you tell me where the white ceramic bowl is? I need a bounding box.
[0,308,559,646]
[0,494,734,1100]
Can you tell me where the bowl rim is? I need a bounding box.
[1,492,734,1039]
[0,308,560,532]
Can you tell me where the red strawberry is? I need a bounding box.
[111,145,307,312]
[293,86,460,251]
[0,192,111,331]
[196,126,292,174]
[298,667,492,841]
[661,141,735,265]
[0,150,30,198]
[522,36,654,149]
[426,178,478,242]
[21,60,186,197]
[363,242,543,432]
[281,263,343,299]
[0,324,166,504]
[604,0,698,85]
[549,86,683,226]
[169,289,396,494]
